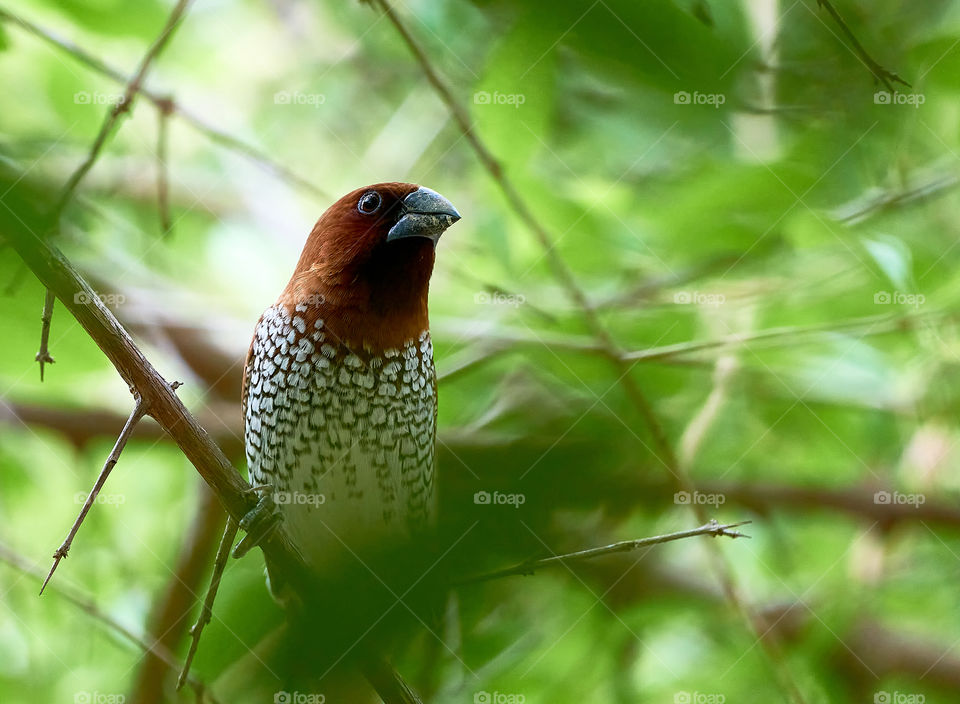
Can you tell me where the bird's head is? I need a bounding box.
[281,182,460,351]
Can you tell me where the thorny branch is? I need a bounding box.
[375,3,808,702]
[0,5,328,201]
[40,397,147,595]
[177,519,239,689]
[56,0,193,215]
[35,288,55,380]
[454,520,751,585]
[814,0,910,92]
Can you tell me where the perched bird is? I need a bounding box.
[240,183,460,594]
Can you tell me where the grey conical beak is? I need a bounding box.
[386,186,461,244]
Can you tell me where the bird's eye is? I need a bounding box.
[357,191,382,215]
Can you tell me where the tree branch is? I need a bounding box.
[814,0,910,92]
[454,520,751,586]
[0,5,328,201]
[40,396,147,595]
[35,287,55,380]
[56,0,193,214]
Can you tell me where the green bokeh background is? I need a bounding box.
[1,0,960,702]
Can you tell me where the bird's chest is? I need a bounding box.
[244,305,436,559]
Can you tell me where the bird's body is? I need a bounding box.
[241,183,459,577]
[244,305,437,567]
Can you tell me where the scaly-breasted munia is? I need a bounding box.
[240,183,460,589]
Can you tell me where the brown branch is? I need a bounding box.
[814,0,910,92]
[40,396,147,595]
[1,166,310,597]
[0,541,219,703]
[454,520,751,586]
[177,517,239,689]
[156,101,174,237]
[130,484,226,704]
[0,5,328,202]
[35,287,55,380]
[56,0,193,214]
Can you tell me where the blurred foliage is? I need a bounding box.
[2,0,960,702]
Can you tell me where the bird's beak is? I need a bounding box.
[386,187,461,245]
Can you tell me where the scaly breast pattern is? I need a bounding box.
[244,303,436,568]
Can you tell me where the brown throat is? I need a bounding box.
[279,237,436,353]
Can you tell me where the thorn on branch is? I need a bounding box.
[453,520,752,586]
[40,397,148,595]
[177,518,238,690]
[35,288,56,381]
[815,0,911,92]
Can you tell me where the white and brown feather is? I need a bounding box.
[243,301,437,569]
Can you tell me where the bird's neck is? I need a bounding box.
[279,240,435,354]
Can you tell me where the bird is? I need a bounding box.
[238,183,460,600]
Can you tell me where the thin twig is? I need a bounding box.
[35,288,55,380]
[0,6,327,201]
[56,0,193,215]
[156,100,174,237]
[40,397,147,595]
[814,0,910,92]
[455,520,751,586]
[177,518,239,690]
[0,542,219,703]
